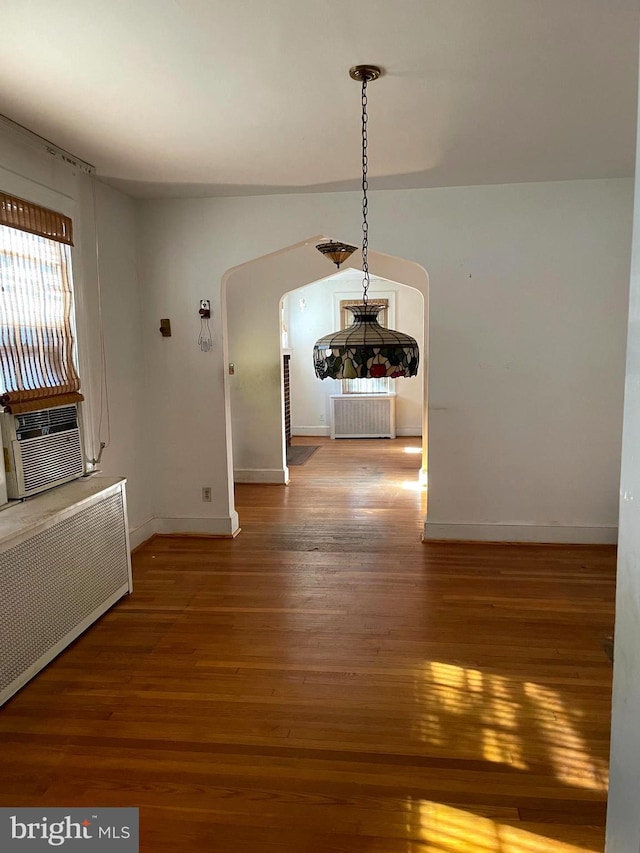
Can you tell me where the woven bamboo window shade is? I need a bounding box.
[0,192,83,413]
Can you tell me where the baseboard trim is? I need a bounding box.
[154,530,241,540]
[423,522,618,544]
[129,518,158,551]
[292,426,331,437]
[131,535,157,554]
[132,528,241,552]
[130,512,240,544]
[293,426,421,439]
[234,469,289,484]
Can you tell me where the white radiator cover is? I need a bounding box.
[330,393,396,439]
[0,477,132,706]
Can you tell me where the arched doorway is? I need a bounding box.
[283,268,424,448]
[221,235,429,527]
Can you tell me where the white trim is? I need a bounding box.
[72,176,101,470]
[0,166,76,211]
[234,469,289,484]
[292,426,331,437]
[332,288,397,328]
[395,428,423,437]
[129,512,242,545]
[153,513,240,537]
[119,478,134,592]
[129,517,158,550]
[423,521,618,544]
[0,114,95,174]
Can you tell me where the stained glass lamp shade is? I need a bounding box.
[313,304,419,380]
[316,241,357,269]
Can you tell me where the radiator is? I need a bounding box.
[0,477,132,706]
[330,393,396,439]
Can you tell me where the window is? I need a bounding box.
[340,298,391,394]
[0,193,82,414]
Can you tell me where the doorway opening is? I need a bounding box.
[222,235,429,531]
[282,266,425,467]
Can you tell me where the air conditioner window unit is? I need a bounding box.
[0,403,85,500]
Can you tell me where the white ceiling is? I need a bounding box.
[1,0,638,198]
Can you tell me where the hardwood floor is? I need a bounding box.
[0,437,617,852]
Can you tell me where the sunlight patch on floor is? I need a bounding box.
[402,480,428,491]
[413,661,608,787]
[525,682,608,792]
[406,801,599,853]
[413,662,526,769]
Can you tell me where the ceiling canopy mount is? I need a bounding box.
[349,65,382,83]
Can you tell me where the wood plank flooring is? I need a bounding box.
[0,437,617,852]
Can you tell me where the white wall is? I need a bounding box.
[225,241,337,485]
[0,129,151,543]
[287,281,340,437]
[288,273,423,436]
[138,178,632,542]
[606,74,640,850]
[78,179,151,542]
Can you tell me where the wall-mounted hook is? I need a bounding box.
[198,300,212,352]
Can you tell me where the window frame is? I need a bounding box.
[0,167,93,440]
[332,290,397,394]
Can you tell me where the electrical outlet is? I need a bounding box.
[202,487,212,502]
[319,414,325,422]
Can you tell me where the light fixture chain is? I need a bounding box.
[312,64,419,381]
[361,76,370,307]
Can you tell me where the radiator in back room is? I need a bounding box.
[330,394,396,439]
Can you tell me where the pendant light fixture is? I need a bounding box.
[313,65,420,381]
[315,240,357,269]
